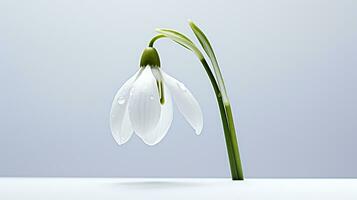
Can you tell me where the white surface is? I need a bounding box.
[1,178,356,200]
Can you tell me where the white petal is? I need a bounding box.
[163,72,203,135]
[128,66,161,138]
[110,69,142,145]
[150,67,163,82]
[139,85,173,145]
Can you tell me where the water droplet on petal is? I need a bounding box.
[149,95,154,100]
[129,89,134,96]
[117,96,126,104]
[177,82,187,92]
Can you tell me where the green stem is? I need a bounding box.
[200,59,244,180]
[225,103,244,180]
[148,34,166,47]
[149,35,243,180]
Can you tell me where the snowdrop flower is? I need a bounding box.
[109,21,244,180]
[110,47,203,145]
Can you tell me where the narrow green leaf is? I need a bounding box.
[189,20,229,103]
[159,29,194,45]
[189,20,244,180]
[156,28,204,59]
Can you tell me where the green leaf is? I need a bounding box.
[189,20,229,103]
[156,28,204,59]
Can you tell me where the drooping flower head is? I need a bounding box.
[110,47,203,145]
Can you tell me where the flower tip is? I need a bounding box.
[111,132,128,145]
[113,137,125,146]
[141,138,161,146]
[194,127,203,135]
[145,142,158,146]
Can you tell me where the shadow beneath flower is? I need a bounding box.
[110,180,212,190]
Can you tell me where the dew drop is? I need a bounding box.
[117,96,126,104]
[177,82,187,92]
[149,95,154,100]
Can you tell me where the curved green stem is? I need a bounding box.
[199,58,243,180]
[148,34,166,47]
[149,33,243,180]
